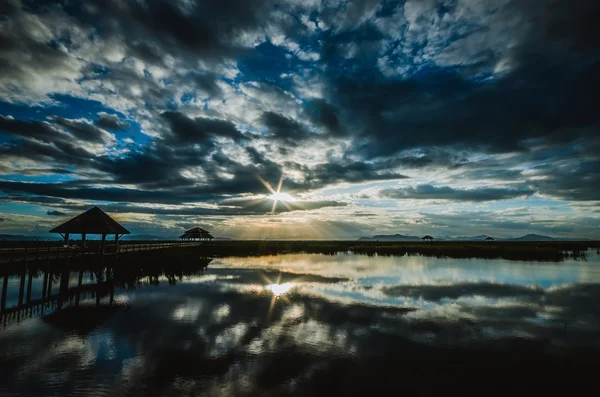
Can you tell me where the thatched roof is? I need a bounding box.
[421,235,434,240]
[180,227,213,239]
[485,237,495,241]
[49,206,130,235]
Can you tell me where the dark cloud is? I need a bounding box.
[381,184,534,202]
[189,71,223,97]
[59,0,272,60]
[0,116,58,143]
[94,112,130,131]
[0,115,112,146]
[306,161,408,185]
[305,99,341,135]
[326,61,600,159]
[46,210,66,216]
[161,111,245,144]
[528,160,600,201]
[51,116,113,143]
[261,111,312,146]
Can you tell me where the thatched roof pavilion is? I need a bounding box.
[180,227,213,241]
[49,206,130,246]
[421,235,434,242]
[485,236,495,241]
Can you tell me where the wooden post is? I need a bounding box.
[26,271,33,303]
[64,232,69,245]
[95,272,101,306]
[18,271,26,306]
[1,275,8,310]
[81,233,87,250]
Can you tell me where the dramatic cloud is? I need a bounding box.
[46,210,66,216]
[0,0,599,238]
[94,112,130,131]
[381,185,534,202]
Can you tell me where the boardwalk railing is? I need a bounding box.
[0,241,207,264]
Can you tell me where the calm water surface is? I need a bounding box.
[1,252,599,396]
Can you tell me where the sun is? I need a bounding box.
[257,172,297,213]
[268,192,296,202]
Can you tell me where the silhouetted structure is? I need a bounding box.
[421,235,434,242]
[485,237,494,242]
[49,206,130,247]
[180,227,214,241]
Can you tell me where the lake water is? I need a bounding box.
[1,252,600,396]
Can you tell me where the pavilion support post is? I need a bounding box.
[64,232,70,246]
[81,233,87,250]
[101,233,107,255]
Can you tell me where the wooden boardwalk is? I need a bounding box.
[0,264,116,325]
[0,241,205,265]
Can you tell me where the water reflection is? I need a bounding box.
[1,252,599,396]
[265,283,295,297]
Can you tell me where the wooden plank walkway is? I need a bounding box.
[0,241,206,265]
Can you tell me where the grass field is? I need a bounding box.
[192,240,600,261]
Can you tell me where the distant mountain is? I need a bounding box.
[358,234,421,241]
[0,234,58,241]
[443,235,493,241]
[509,234,591,242]
[358,233,593,242]
[509,234,555,241]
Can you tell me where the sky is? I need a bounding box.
[0,0,599,240]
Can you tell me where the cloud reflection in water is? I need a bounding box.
[1,252,599,396]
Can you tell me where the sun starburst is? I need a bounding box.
[257,172,296,213]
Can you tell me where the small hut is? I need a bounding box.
[49,206,130,248]
[421,235,434,242]
[485,237,494,242]
[179,227,214,241]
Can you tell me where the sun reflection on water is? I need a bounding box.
[265,283,295,297]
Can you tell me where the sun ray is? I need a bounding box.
[271,198,278,214]
[276,173,284,194]
[257,175,276,194]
